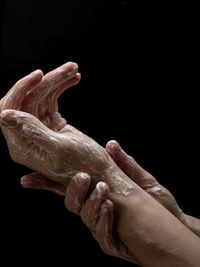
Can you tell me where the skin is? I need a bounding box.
[21,140,200,264]
[1,62,200,266]
[0,62,135,194]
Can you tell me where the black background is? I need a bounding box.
[0,1,199,266]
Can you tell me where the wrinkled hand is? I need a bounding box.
[0,62,80,131]
[21,140,185,263]
[23,139,184,220]
[105,141,184,222]
[0,62,80,186]
[0,63,134,193]
[63,141,185,263]
[0,62,88,186]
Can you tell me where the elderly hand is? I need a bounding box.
[23,139,184,221]
[0,63,135,194]
[0,62,80,131]
[23,140,197,264]
[62,140,185,263]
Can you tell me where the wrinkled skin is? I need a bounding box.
[26,140,184,221]
[64,141,186,263]
[63,141,200,263]
[65,172,137,263]
[0,62,138,264]
[23,140,186,263]
[1,63,200,265]
[0,62,134,193]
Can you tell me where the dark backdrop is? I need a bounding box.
[0,1,199,266]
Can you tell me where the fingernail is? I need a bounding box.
[31,69,43,77]
[90,182,107,200]
[67,63,78,77]
[73,63,78,70]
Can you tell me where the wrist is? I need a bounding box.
[109,190,200,267]
[102,160,137,197]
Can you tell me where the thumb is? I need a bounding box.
[0,109,59,151]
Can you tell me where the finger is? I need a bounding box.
[106,140,157,188]
[21,172,66,196]
[65,172,91,215]
[1,70,43,111]
[0,109,58,151]
[97,201,126,257]
[95,200,138,264]
[95,199,115,250]
[80,182,109,232]
[24,62,78,112]
[47,72,81,115]
[56,72,81,99]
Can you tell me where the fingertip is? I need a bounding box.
[90,182,109,201]
[20,176,33,188]
[0,109,16,126]
[73,62,78,71]
[26,69,43,85]
[61,61,78,73]
[76,72,81,80]
[74,172,91,187]
[20,174,42,188]
[106,140,121,155]
[96,182,109,195]
[32,69,43,78]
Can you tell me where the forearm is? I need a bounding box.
[109,189,200,267]
[183,214,200,238]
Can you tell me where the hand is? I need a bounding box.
[64,172,138,264]
[0,62,80,186]
[20,140,185,263]
[0,62,80,131]
[22,139,184,221]
[63,164,200,266]
[0,63,135,194]
[105,140,184,222]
